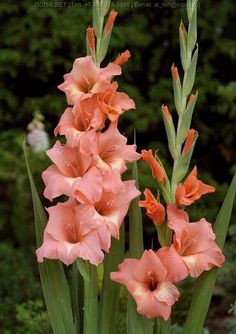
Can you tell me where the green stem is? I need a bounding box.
[155,317,171,334]
[76,260,98,334]
[72,263,83,334]
[98,227,125,334]
[95,16,104,67]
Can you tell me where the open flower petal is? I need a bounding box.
[36,200,104,266]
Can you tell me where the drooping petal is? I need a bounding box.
[157,245,188,282]
[182,244,225,278]
[42,165,76,200]
[197,180,215,197]
[99,63,121,81]
[72,167,103,204]
[154,281,180,306]
[76,233,104,265]
[36,232,59,262]
[110,258,139,285]
[136,290,172,320]
[167,204,189,231]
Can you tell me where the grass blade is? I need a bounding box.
[98,226,125,334]
[127,159,154,334]
[76,259,98,334]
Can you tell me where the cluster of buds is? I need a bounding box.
[36,36,141,265]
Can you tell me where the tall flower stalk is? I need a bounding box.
[24,1,236,333]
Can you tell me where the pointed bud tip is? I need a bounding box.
[187,93,197,108]
[87,27,95,52]
[161,104,171,122]
[182,129,198,155]
[171,64,179,81]
[179,24,184,38]
[113,50,131,66]
[105,10,118,34]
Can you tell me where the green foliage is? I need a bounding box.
[0,243,42,332]
[16,300,51,334]
[224,302,236,334]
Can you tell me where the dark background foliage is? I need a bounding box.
[0,0,236,333]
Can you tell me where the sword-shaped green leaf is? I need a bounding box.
[76,259,98,334]
[98,226,125,334]
[23,141,76,334]
[154,317,171,334]
[183,172,236,334]
[127,158,154,334]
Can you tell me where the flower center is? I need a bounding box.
[96,199,115,215]
[63,160,79,177]
[147,271,157,291]
[65,223,78,243]
[180,236,198,255]
[100,145,121,159]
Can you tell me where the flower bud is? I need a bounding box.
[113,50,131,66]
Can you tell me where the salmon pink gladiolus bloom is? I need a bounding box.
[141,149,167,185]
[36,199,104,266]
[42,141,102,201]
[139,188,165,225]
[157,205,225,281]
[58,56,121,105]
[98,81,135,121]
[110,250,180,320]
[74,175,140,251]
[175,166,215,206]
[90,122,140,174]
[54,96,106,147]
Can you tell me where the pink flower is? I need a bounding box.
[36,199,104,266]
[110,250,180,319]
[58,56,121,105]
[42,140,102,201]
[139,188,165,225]
[175,166,215,206]
[157,205,225,281]
[97,81,135,121]
[54,96,106,147]
[90,122,140,174]
[74,173,140,251]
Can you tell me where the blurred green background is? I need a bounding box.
[0,0,236,333]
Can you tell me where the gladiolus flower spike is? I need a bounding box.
[38,9,141,267]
